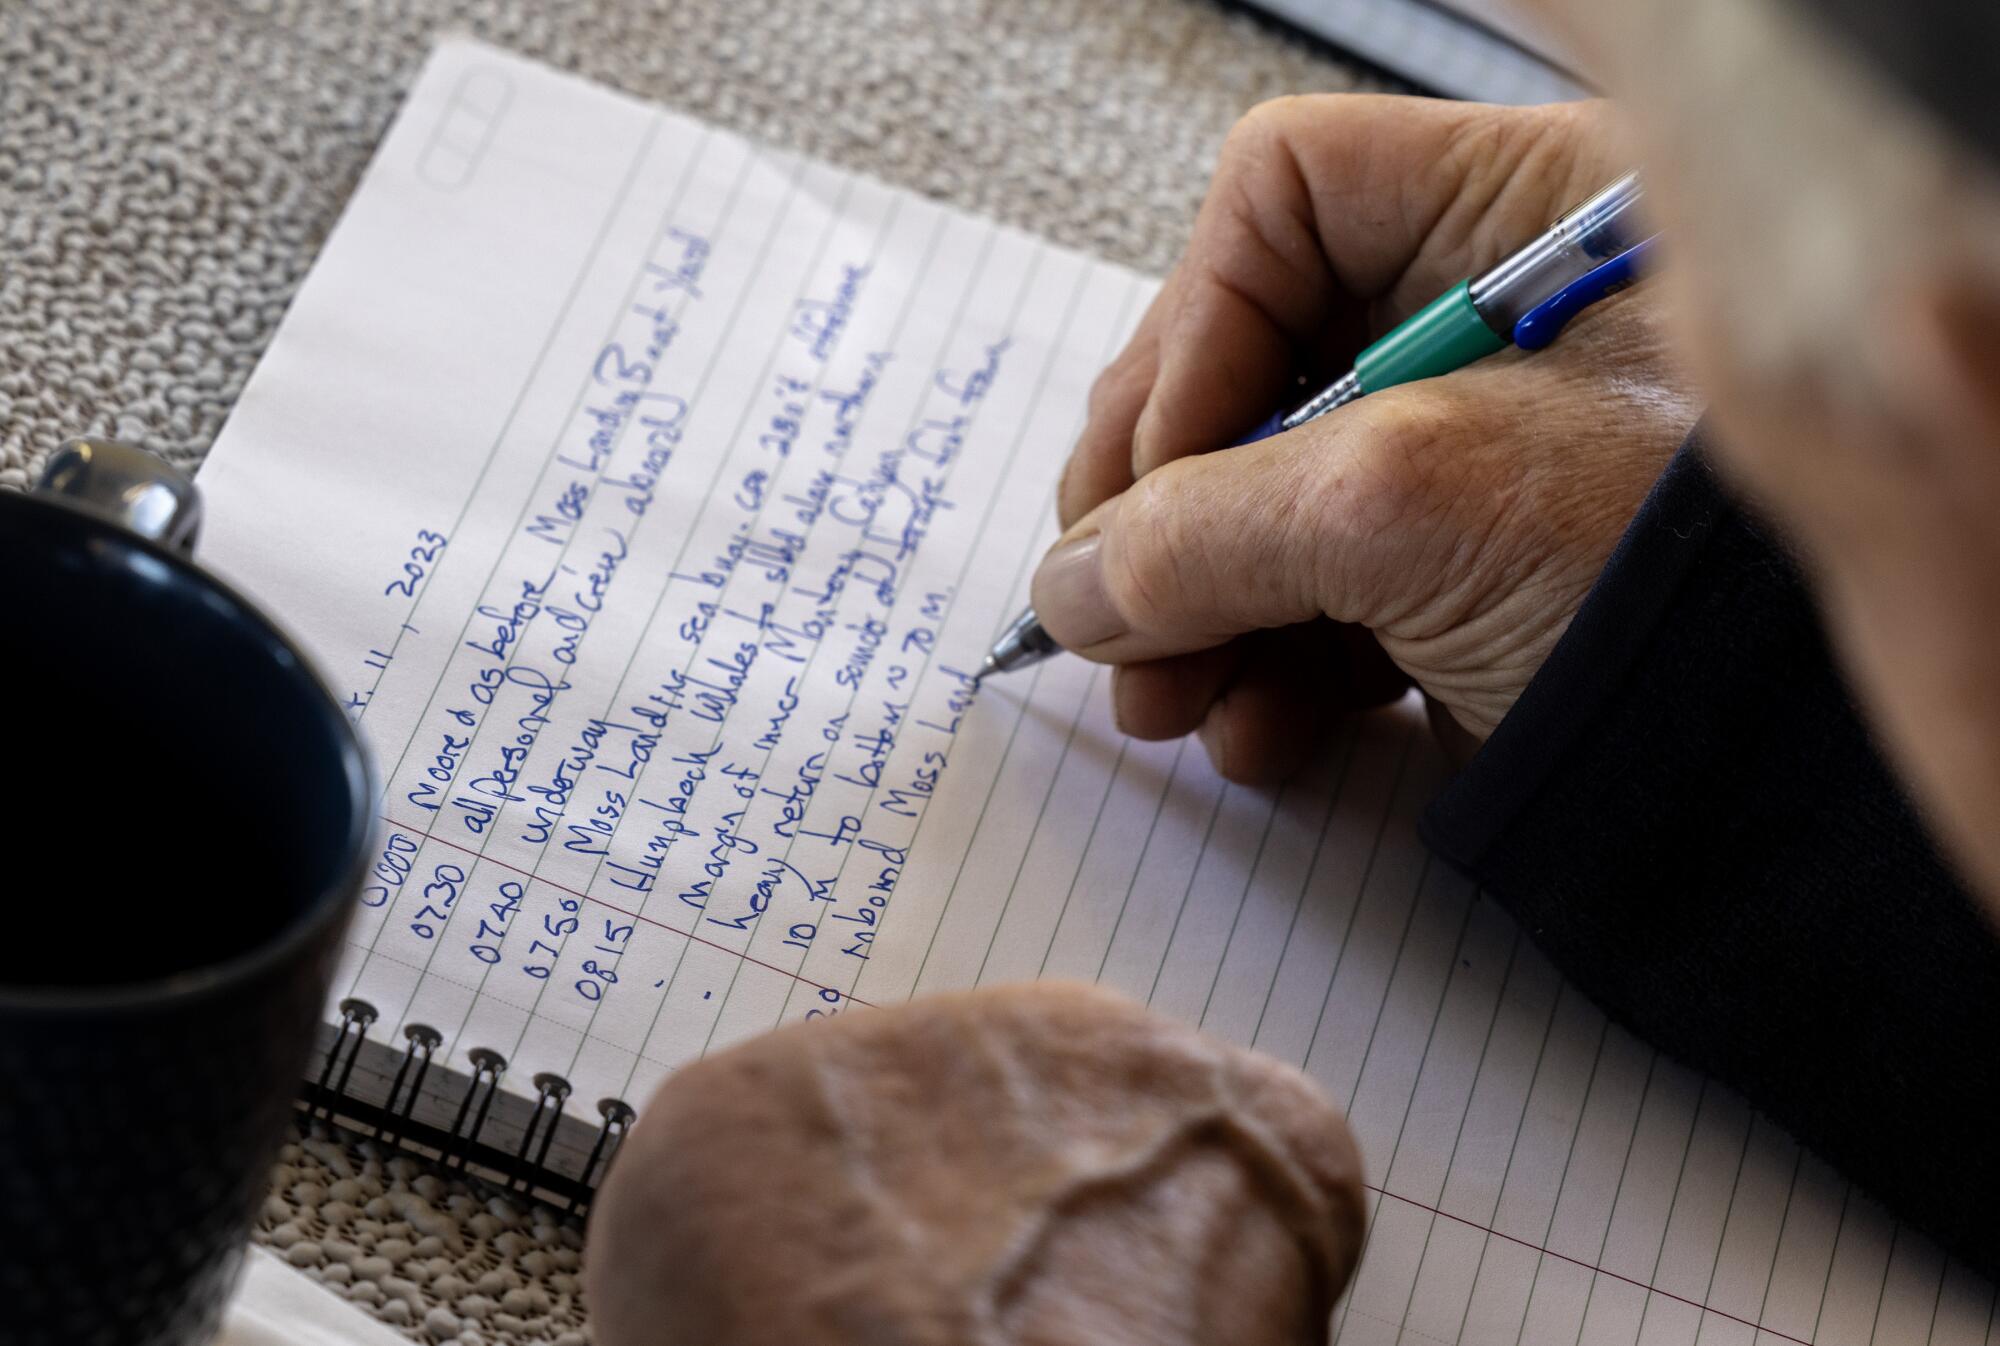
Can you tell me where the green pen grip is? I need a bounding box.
[1354,280,1507,394]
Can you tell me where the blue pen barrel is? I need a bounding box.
[1511,236,1658,350]
[1236,410,1290,445]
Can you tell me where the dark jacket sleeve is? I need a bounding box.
[1421,429,2000,1277]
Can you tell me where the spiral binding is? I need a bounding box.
[441,1047,507,1173]
[377,1023,443,1149]
[571,1098,637,1213]
[305,997,379,1130]
[297,998,635,1212]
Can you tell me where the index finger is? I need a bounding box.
[1058,283,1171,527]
[1059,95,1618,527]
[1058,101,1341,527]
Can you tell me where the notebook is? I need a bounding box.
[197,39,1996,1343]
[1242,0,1587,105]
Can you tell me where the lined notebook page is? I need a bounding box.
[196,39,1992,1344]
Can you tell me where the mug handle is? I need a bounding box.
[35,439,203,553]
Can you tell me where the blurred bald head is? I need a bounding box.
[1521,0,2000,412]
[1800,0,1999,170]
[1519,0,2000,905]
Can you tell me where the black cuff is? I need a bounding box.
[1424,439,1730,858]
[1422,428,2000,1277]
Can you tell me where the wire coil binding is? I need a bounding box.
[299,1012,635,1212]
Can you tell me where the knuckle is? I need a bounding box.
[1352,390,1532,631]
[1056,453,1085,520]
[1223,97,1295,157]
[1437,106,1514,184]
[1330,398,1455,528]
[1110,666,1177,741]
[1223,94,1333,160]
[1127,395,1174,481]
[1201,708,1259,786]
[1239,444,1325,610]
[1216,96,1314,189]
[1204,727,1247,783]
[1297,399,1463,603]
[1220,92,1384,183]
[1085,353,1139,423]
[1102,469,1198,632]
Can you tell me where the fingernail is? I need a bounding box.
[1032,533,1125,649]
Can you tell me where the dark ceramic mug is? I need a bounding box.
[0,441,372,1345]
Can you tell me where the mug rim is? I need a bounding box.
[0,489,378,1015]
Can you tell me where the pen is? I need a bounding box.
[981,171,1654,680]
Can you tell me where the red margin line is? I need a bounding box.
[379,815,877,1009]
[1362,1184,1815,1345]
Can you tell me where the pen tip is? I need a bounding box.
[976,653,998,684]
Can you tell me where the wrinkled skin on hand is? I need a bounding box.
[586,983,1367,1346]
[1034,95,1699,779]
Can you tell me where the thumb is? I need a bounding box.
[1030,399,1442,664]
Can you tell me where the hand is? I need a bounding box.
[1034,94,1700,782]
[587,984,1366,1346]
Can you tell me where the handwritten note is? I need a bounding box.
[197,41,1993,1344]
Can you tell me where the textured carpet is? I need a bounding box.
[1,1,1376,1339]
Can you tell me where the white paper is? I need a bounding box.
[198,40,1993,1344]
[219,1248,409,1346]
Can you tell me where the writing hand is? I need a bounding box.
[1035,95,1699,780]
